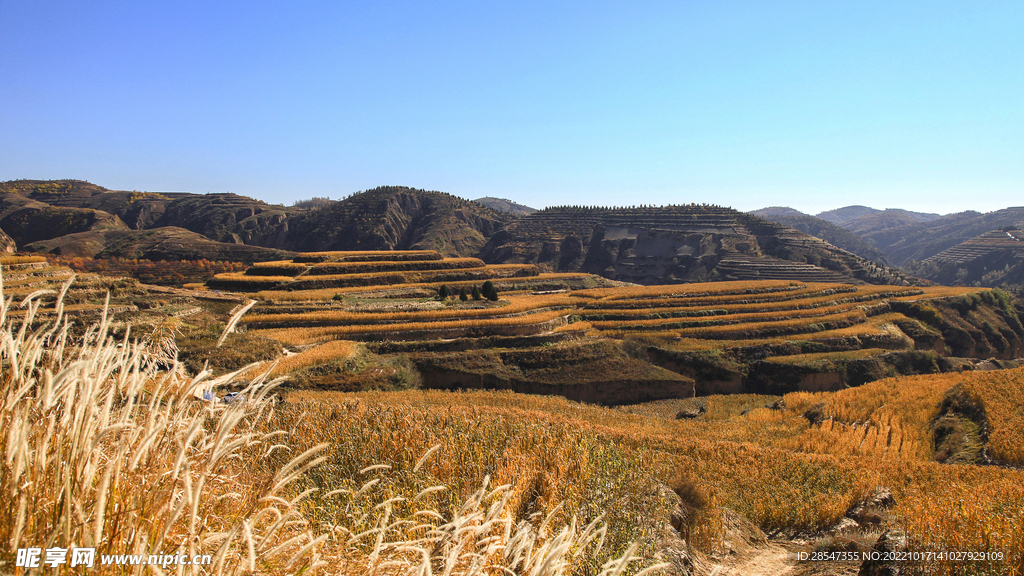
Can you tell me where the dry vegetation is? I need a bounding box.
[0,279,670,575]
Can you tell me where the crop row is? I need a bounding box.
[254,309,569,345]
[579,284,859,309]
[588,301,872,331]
[243,294,576,327]
[252,273,595,302]
[210,264,540,291]
[578,288,917,320]
[247,257,486,277]
[572,279,805,301]
[291,250,442,263]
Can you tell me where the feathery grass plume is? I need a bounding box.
[217,298,256,347]
[0,274,323,574]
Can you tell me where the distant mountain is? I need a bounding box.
[839,209,944,238]
[750,213,891,266]
[481,205,910,285]
[473,197,537,215]
[816,206,941,228]
[748,206,808,217]
[816,205,879,225]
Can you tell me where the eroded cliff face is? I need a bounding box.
[0,227,15,253]
[480,206,912,285]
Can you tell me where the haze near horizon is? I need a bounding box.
[1,1,1021,215]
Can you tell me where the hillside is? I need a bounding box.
[23,227,293,262]
[909,229,1024,286]
[473,196,537,215]
[856,208,1024,265]
[0,192,129,247]
[747,212,892,266]
[281,186,514,255]
[480,205,910,285]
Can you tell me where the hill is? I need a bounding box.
[838,208,946,238]
[747,206,807,217]
[23,227,293,262]
[280,186,514,256]
[473,196,537,215]
[0,191,129,247]
[747,212,892,265]
[816,205,879,224]
[480,205,910,285]
[817,205,941,228]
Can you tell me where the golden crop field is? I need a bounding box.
[287,382,1024,575]
[243,293,577,327]
[572,279,805,300]
[241,339,358,380]
[256,308,569,345]
[763,348,889,364]
[0,255,48,266]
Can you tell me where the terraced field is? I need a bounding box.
[922,229,1024,265]
[205,251,1023,402]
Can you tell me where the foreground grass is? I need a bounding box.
[0,278,669,575]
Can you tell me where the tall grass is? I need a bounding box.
[0,276,667,575]
[0,278,326,573]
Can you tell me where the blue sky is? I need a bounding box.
[1,1,1021,214]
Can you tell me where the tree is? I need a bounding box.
[437,285,449,300]
[482,280,495,300]
[487,286,499,301]
[459,287,468,301]
[472,285,482,301]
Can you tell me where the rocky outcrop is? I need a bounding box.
[0,227,14,253]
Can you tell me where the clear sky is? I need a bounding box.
[1,1,1021,215]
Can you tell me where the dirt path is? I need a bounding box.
[707,542,860,576]
[709,543,797,576]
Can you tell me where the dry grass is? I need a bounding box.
[0,276,671,575]
[0,282,326,573]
